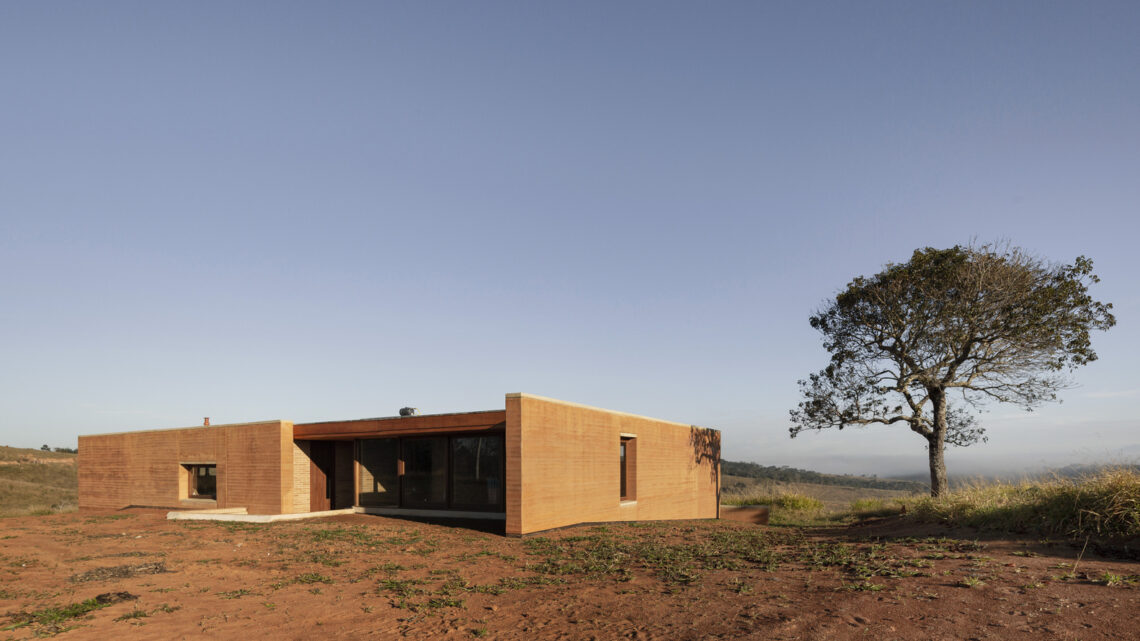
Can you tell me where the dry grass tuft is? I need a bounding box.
[0,459,78,517]
[906,468,1140,538]
[722,492,825,511]
[847,498,907,519]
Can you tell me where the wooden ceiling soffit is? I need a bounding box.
[293,411,507,440]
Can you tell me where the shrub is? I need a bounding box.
[722,492,824,511]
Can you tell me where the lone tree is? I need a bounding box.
[790,243,1115,496]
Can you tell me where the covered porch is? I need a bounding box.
[292,410,507,521]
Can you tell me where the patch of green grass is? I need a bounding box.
[1098,572,1126,586]
[354,562,404,581]
[838,581,884,592]
[3,598,110,633]
[307,525,386,546]
[217,521,265,533]
[295,572,334,585]
[727,578,753,594]
[113,608,148,622]
[496,575,565,590]
[522,526,807,587]
[83,514,133,523]
[378,578,427,598]
[958,576,985,588]
[306,551,345,567]
[456,549,517,563]
[422,596,464,610]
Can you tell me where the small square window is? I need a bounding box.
[186,464,216,499]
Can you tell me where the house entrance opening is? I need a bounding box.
[358,434,504,512]
[309,440,353,511]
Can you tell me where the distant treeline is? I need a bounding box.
[722,460,929,492]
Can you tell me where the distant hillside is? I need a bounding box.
[0,445,77,516]
[1050,463,1140,478]
[0,445,77,462]
[722,460,929,493]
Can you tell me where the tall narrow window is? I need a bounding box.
[620,437,636,501]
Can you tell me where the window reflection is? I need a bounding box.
[451,436,504,509]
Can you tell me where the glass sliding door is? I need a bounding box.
[357,439,399,507]
[354,434,506,512]
[450,436,504,510]
[401,437,448,508]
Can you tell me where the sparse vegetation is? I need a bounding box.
[848,498,906,519]
[3,502,1139,639]
[4,441,1138,639]
[722,492,824,511]
[959,575,986,588]
[113,607,149,622]
[0,445,78,462]
[906,468,1140,538]
[4,598,109,631]
[0,449,78,517]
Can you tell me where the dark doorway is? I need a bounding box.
[310,440,353,511]
[310,441,333,511]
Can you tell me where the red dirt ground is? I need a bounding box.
[1,510,1137,640]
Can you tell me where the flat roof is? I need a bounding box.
[293,409,507,440]
[295,408,503,427]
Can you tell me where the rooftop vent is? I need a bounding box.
[399,407,419,417]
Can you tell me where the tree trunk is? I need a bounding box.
[927,387,950,497]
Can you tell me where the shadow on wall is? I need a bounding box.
[689,427,721,509]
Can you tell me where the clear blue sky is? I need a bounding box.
[2,2,1137,476]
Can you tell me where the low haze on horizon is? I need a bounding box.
[2,2,1137,479]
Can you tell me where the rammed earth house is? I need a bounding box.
[78,394,721,535]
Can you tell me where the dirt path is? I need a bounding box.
[1,511,1137,639]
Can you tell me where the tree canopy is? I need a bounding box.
[789,243,1115,496]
